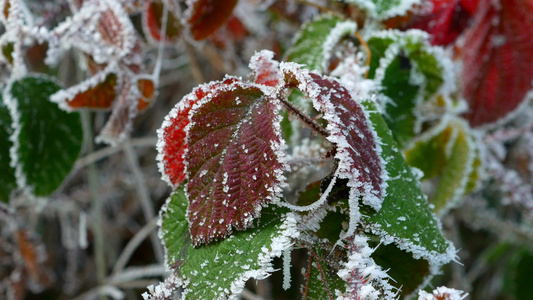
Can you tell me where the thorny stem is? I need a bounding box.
[308,248,335,299]
[81,111,107,299]
[277,96,330,139]
[123,142,164,264]
[302,253,314,300]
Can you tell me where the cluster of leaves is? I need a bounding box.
[1,0,533,299]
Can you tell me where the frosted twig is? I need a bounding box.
[184,41,206,84]
[110,264,167,284]
[278,96,330,139]
[74,137,157,171]
[123,141,164,264]
[112,217,159,275]
[71,285,125,300]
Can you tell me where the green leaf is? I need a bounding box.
[345,0,421,20]
[405,118,479,215]
[368,30,451,148]
[304,246,345,300]
[372,243,430,296]
[160,187,298,299]
[286,13,356,73]
[361,100,454,266]
[9,76,82,196]
[0,100,16,202]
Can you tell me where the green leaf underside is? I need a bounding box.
[161,188,294,300]
[0,100,16,202]
[286,14,345,73]
[361,100,451,262]
[405,119,478,214]
[372,243,430,296]
[368,31,445,148]
[346,0,420,19]
[185,83,285,246]
[305,247,345,300]
[11,76,82,196]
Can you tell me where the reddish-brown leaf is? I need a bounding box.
[461,0,533,126]
[187,0,238,40]
[405,0,479,46]
[281,64,384,207]
[137,78,156,111]
[157,77,240,188]
[249,50,281,87]
[143,0,182,42]
[185,82,286,246]
[64,72,119,110]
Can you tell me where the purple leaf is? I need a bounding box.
[185,82,287,246]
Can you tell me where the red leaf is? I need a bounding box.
[405,0,479,46]
[143,0,182,42]
[157,77,240,188]
[461,0,533,127]
[281,64,384,208]
[185,82,286,246]
[249,50,281,87]
[137,78,156,111]
[187,0,238,40]
[52,69,119,111]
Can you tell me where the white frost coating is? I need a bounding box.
[143,272,187,300]
[282,249,292,290]
[337,235,397,300]
[249,49,281,84]
[224,212,299,300]
[321,21,357,72]
[3,81,28,196]
[418,286,468,300]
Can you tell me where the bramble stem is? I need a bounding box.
[277,96,330,138]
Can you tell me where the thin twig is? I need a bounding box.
[112,217,160,275]
[184,41,206,84]
[123,142,164,264]
[355,31,370,78]
[294,0,334,13]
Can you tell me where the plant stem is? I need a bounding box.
[278,96,330,138]
[81,111,107,299]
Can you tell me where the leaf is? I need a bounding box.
[187,0,238,41]
[281,63,385,212]
[285,13,356,73]
[157,78,239,188]
[404,0,479,46]
[249,50,281,87]
[0,100,16,202]
[9,76,83,196]
[142,0,182,43]
[372,243,430,296]
[360,100,455,267]
[367,30,452,148]
[159,187,298,299]
[304,246,346,300]
[185,81,287,246]
[461,0,533,127]
[137,78,156,111]
[345,0,421,20]
[405,118,480,215]
[50,65,119,111]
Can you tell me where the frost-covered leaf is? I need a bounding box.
[0,100,16,202]
[304,246,345,300]
[285,14,356,73]
[372,243,429,296]
[8,76,82,196]
[157,78,239,188]
[186,0,238,41]
[361,100,455,267]
[281,63,385,213]
[367,30,452,148]
[159,187,298,299]
[404,0,479,46]
[249,50,281,87]
[345,0,421,20]
[461,0,533,127]
[418,286,468,300]
[405,118,480,215]
[50,66,119,111]
[185,81,287,246]
[142,0,182,43]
